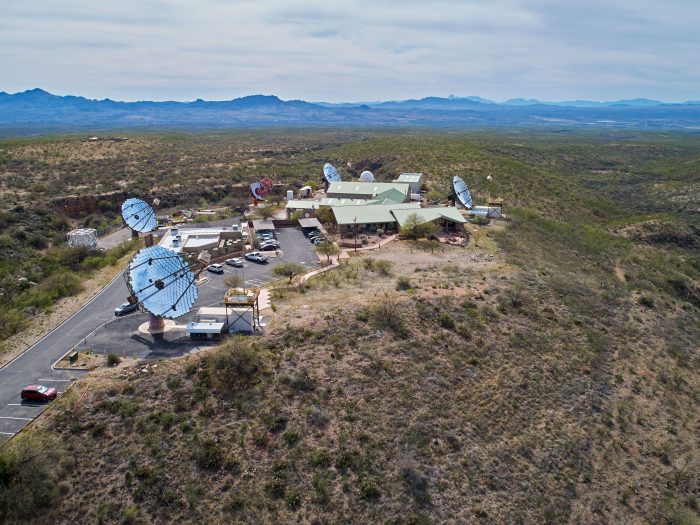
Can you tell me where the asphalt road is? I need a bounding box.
[0,225,317,442]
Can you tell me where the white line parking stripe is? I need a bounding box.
[7,403,43,407]
[0,416,32,420]
[36,378,71,382]
[0,431,15,435]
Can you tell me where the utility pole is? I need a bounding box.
[354,216,358,254]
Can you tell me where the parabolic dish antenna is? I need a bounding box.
[452,176,473,209]
[323,163,342,183]
[127,245,198,319]
[121,198,157,233]
[359,170,375,183]
[249,177,274,204]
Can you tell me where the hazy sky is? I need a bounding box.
[2,0,698,102]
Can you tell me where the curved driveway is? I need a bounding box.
[0,225,317,441]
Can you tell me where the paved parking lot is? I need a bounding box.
[59,226,319,361]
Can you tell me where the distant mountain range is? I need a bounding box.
[1,88,699,133]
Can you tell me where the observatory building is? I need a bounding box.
[159,223,246,259]
[67,228,98,250]
[392,173,424,194]
[325,181,411,202]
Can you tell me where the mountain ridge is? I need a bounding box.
[1,88,699,132]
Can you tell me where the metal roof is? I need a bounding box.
[396,173,423,182]
[298,218,322,228]
[391,206,467,227]
[251,220,275,231]
[332,203,420,225]
[326,181,410,199]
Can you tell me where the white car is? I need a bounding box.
[225,258,244,267]
[207,263,224,274]
[260,239,280,248]
[245,251,269,264]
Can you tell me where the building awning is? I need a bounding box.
[251,220,275,231]
[298,218,322,229]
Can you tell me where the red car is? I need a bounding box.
[21,385,57,402]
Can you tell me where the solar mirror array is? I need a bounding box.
[452,176,473,209]
[121,197,157,233]
[127,245,198,319]
[323,162,342,183]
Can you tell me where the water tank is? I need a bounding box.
[286,190,294,201]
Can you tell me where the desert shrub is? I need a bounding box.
[0,308,27,339]
[0,434,69,520]
[639,294,655,308]
[396,276,412,291]
[438,314,455,329]
[106,353,121,366]
[363,257,375,270]
[283,429,300,446]
[359,479,381,500]
[374,259,393,276]
[307,405,330,428]
[285,489,301,509]
[368,294,405,334]
[265,477,286,499]
[208,339,267,395]
[309,448,331,468]
[193,437,222,470]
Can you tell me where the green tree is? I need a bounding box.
[304,180,318,191]
[254,205,277,220]
[290,209,305,221]
[273,262,306,284]
[399,213,439,240]
[315,242,340,263]
[315,206,334,226]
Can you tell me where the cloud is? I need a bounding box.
[1,0,698,102]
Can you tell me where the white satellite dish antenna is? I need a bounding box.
[359,170,375,183]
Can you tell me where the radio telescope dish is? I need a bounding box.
[452,176,473,209]
[127,245,198,319]
[122,198,157,233]
[323,163,342,183]
[359,170,375,183]
[249,177,274,205]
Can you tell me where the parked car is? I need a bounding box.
[260,244,279,251]
[21,385,57,402]
[114,302,138,317]
[225,258,244,267]
[313,237,328,245]
[309,234,323,242]
[245,251,269,263]
[260,239,280,248]
[305,229,320,238]
[207,263,224,274]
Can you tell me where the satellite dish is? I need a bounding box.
[122,198,157,233]
[323,163,342,183]
[127,245,198,319]
[359,170,375,183]
[452,176,473,209]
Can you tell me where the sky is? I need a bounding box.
[2,0,699,103]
